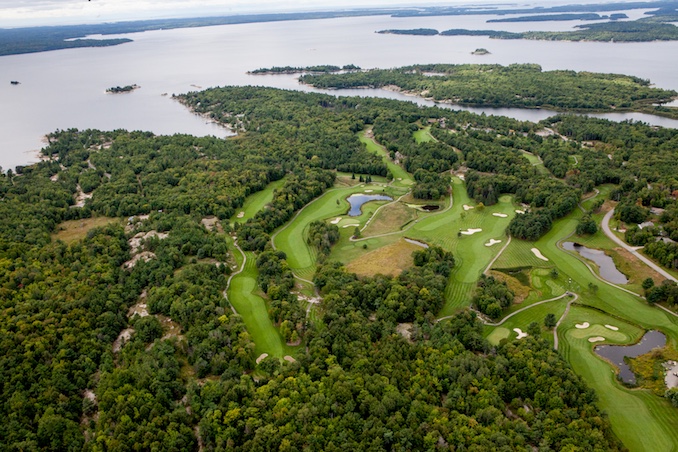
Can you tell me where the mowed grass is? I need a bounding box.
[407,180,516,315]
[558,305,678,452]
[413,126,435,143]
[519,204,678,449]
[232,177,286,224]
[274,183,399,276]
[345,238,421,278]
[227,248,293,358]
[520,150,548,175]
[52,217,120,243]
[359,129,414,188]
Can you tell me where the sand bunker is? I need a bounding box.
[330,217,341,224]
[458,175,465,181]
[605,324,619,331]
[237,211,245,218]
[485,239,502,247]
[283,355,296,363]
[463,204,474,211]
[364,189,373,193]
[492,213,508,218]
[515,210,525,214]
[513,328,528,339]
[256,353,269,364]
[461,228,482,235]
[588,336,606,343]
[575,322,590,329]
[343,223,360,228]
[531,248,549,261]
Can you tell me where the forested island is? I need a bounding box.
[379,19,678,42]
[3,76,678,449]
[248,65,360,75]
[297,63,678,116]
[106,84,139,93]
[486,13,628,22]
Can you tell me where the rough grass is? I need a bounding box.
[488,270,530,303]
[52,217,120,243]
[345,238,421,278]
[362,201,418,236]
[629,346,678,395]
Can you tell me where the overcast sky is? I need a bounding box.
[0,0,578,28]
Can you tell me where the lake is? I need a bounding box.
[2,11,678,170]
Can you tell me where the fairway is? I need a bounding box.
[359,128,414,188]
[226,248,292,358]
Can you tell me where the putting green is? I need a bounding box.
[232,177,286,225]
[413,126,435,143]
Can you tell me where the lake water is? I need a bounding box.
[562,242,628,284]
[347,194,393,216]
[595,330,666,385]
[2,11,678,170]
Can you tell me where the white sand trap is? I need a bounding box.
[256,353,269,364]
[588,336,605,343]
[343,223,360,228]
[461,228,482,235]
[330,217,341,224]
[364,189,373,193]
[283,355,296,363]
[513,328,528,339]
[458,175,465,181]
[575,322,590,329]
[605,324,619,331]
[515,210,525,214]
[531,248,549,261]
[485,239,502,247]
[237,211,245,218]
[463,204,474,211]
[492,213,508,218]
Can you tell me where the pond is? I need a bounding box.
[347,194,392,217]
[562,242,628,284]
[421,205,440,211]
[595,330,666,385]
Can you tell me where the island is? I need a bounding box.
[106,84,139,94]
[381,19,678,42]
[486,13,628,22]
[248,64,360,75]
[471,48,490,55]
[294,63,678,117]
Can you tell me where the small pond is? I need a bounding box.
[595,330,666,385]
[562,242,628,284]
[421,205,440,211]
[347,194,392,217]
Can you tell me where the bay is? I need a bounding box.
[2,11,678,170]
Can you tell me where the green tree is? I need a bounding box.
[544,313,557,329]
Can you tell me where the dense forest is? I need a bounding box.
[299,64,677,113]
[4,83,678,449]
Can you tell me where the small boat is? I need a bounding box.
[10,81,20,85]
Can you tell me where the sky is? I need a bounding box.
[0,0,578,28]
